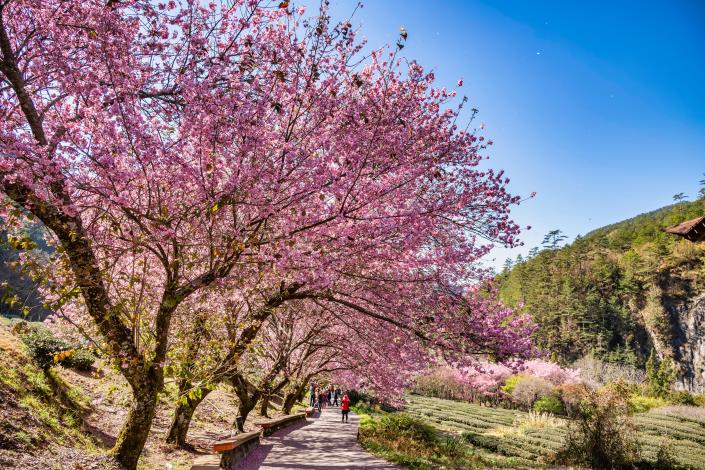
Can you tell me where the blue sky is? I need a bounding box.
[305,0,705,269]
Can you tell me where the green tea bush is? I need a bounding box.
[378,413,437,443]
[533,395,565,415]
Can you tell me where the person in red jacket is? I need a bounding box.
[340,393,350,423]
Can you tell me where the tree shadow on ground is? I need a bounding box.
[44,367,116,449]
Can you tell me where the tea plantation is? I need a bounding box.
[405,395,705,468]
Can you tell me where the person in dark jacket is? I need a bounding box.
[317,389,325,411]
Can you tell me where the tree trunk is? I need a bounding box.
[111,374,161,470]
[259,392,271,418]
[282,382,307,414]
[282,392,297,415]
[230,373,260,425]
[165,380,210,448]
[238,396,258,423]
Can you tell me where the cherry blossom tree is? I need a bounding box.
[521,359,581,385]
[1,1,532,467]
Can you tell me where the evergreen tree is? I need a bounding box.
[646,350,677,398]
[542,230,568,250]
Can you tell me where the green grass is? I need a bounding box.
[0,325,100,453]
[403,395,705,468]
[14,430,33,446]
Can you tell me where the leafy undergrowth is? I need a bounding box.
[404,394,705,469]
[0,323,119,469]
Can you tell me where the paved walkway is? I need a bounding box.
[238,407,399,469]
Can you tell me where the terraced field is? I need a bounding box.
[405,394,705,468]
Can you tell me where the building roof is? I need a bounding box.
[664,215,705,242]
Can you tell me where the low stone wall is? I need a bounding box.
[254,412,307,437]
[211,431,261,470]
[191,412,310,470]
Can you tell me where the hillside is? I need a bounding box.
[497,198,705,391]
[0,319,262,469]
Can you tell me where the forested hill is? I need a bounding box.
[497,198,705,389]
[0,224,53,321]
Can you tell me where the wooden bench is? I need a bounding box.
[253,412,307,436]
[305,406,314,417]
[209,431,261,469]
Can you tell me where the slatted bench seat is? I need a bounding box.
[209,431,261,469]
[253,412,307,436]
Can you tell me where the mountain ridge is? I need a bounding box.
[497,198,705,391]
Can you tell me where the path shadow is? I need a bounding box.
[81,421,117,448]
[236,419,314,469]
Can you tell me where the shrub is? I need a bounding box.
[558,383,590,418]
[629,394,667,413]
[500,374,521,394]
[20,327,73,371]
[693,394,705,407]
[346,389,375,406]
[437,434,465,459]
[669,390,696,406]
[19,325,95,371]
[509,375,554,409]
[533,395,565,415]
[62,348,96,371]
[357,412,453,467]
[649,444,681,470]
[557,384,640,469]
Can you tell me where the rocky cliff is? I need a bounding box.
[667,293,705,392]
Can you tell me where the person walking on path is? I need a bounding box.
[318,389,325,411]
[341,393,350,423]
[333,386,340,406]
[309,382,316,408]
